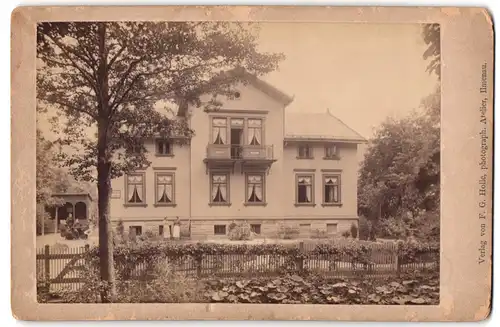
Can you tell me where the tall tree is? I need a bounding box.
[357,108,440,240]
[37,22,284,302]
[357,23,442,241]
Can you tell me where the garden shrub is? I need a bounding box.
[115,259,204,303]
[358,216,370,240]
[39,240,439,303]
[128,228,137,242]
[116,220,125,237]
[310,229,329,239]
[36,262,51,303]
[379,216,409,240]
[276,223,300,240]
[52,242,69,252]
[341,230,351,238]
[138,229,160,242]
[47,251,203,303]
[228,221,254,241]
[412,210,440,243]
[350,223,359,239]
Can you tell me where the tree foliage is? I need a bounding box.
[357,105,440,240]
[37,22,284,181]
[357,24,441,241]
[37,21,284,302]
[36,129,66,222]
[422,23,440,79]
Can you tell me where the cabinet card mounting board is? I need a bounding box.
[11,5,493,322]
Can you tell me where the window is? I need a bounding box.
[323,175,341,205]
[212,118,227,145]
[156,139,173,156]
[246,173,265,204]
[247,119,262,146]
[250,224,261,235]
[155,172,175,205]
[210,173,229,204]
[324,145,338,159]
[125,173,145,205]
[214,225,226,235]
[159,225,164,236]
[297,145,313,159]
[129,225,142,236]
[326,223,338,234]
[296,175,314,204]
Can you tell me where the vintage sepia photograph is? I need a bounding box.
[34,21,442,305]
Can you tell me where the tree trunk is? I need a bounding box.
[97,155,116,302]
[96,22,116,303]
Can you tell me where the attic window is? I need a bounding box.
[156,139,173,156]
[234,91,241,99]
[297,145,313,159]
[324,145,339,159]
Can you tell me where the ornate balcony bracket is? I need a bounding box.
[203,159,236,175]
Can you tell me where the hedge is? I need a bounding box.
[86,240,439,269]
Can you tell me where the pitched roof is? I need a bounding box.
[285,109,367,143]
[51,193,93,201]
[239,71,294,107]
[177,68,294,116]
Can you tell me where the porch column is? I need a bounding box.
[54,207,59,233]
[41,213,45,236]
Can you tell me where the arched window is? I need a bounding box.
[75,202,87,219]
[57,202,73,221]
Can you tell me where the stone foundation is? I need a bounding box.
[111,218,359,240]
[190,218,359,240]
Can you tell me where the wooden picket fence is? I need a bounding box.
[37,242,439,291]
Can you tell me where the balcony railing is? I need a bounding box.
[206,144,274,161]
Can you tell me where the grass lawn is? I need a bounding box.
[36,228,98,250]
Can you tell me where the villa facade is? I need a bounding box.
[109,72,367,239]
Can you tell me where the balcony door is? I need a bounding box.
[229,118,244,159]
[230,127,243,159]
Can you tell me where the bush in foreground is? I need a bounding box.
[40,270,439,304]
[228,221,254,241]
[43,257,204,303]
[203,272,439,304]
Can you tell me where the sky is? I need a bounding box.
[255,22,439,139]
[39,22,439,146]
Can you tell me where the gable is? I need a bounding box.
[199,81,289,113]
[178,69,294,116]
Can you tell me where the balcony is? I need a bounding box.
[204,144,276,173]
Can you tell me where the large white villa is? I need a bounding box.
[109,71,367,239]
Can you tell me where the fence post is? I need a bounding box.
[196,255,202,278]
[296,242,304,274]
[396,253,401,278]
[84,244,90,266]
[44,245,50,280]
